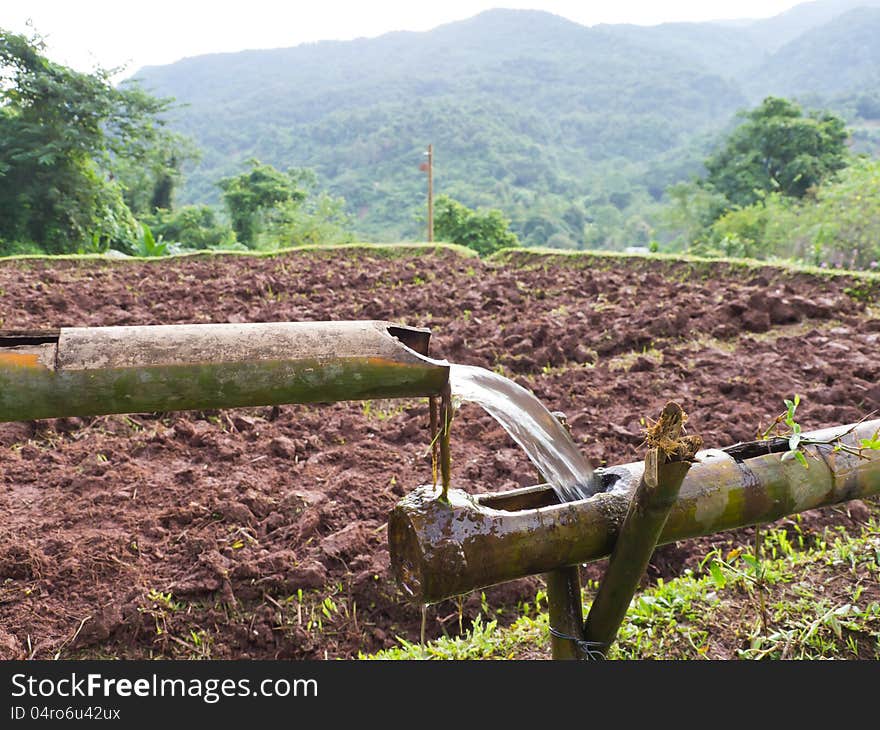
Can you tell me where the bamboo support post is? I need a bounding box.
[582,402,701,657]
[543,410,586,660]
[438,382,453,501]
[546,567,587,660]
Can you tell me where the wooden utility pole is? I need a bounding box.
[426,144,434,242]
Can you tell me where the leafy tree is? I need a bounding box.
[705,97,849,208]
[143,205,237,250]
[808,158,880,269]
[434,195,519,256]
[0,28,183,253]
[695,199,781,260]
[711,159,880,269]
[659,181,729,249]
[218,160,307,246]
[265,193,354,248]
[114,134,200,216]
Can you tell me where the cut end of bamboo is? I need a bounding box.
[644,401,703,463]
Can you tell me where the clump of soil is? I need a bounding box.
[0,249,877,659]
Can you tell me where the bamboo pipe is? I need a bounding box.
[389,419,880,604]
[0,321,449,421]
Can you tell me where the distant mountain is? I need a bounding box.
[746,7,880,99]
[597,22,764,79]
[600,0,880,88]
[132,1,880,247]
[735,0,880,53]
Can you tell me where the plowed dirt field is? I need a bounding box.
[1,247,878,659]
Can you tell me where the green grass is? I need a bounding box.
[0,241,480,266]
[361,608,551,661]
[364,511,880,660]
[489,246,880,290]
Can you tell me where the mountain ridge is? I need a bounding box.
[131,1,880,246]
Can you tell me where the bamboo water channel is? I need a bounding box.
[2,320,879,658]
[0,321,449,419]
[390,418,880,600]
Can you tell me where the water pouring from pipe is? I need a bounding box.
[448,364,598,503]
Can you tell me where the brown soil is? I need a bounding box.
[0,248,877,659]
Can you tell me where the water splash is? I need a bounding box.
[448,364,597,502]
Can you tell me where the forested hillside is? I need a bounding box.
[735,0,880,52]
[132,0,880,246]
[747,8,880,99]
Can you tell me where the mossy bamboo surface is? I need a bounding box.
[389,419,880,603]
[0,321,449,421]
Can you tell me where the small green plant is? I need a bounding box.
[780,394,809,468]
[135,223,169,258]
[139,589,183,636]
[360,399,408,421]
[844,286,875,303]
[860,430,880,451]
[760,395,880,467]
[146,588,180,611]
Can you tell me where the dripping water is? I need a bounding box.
[420,604,428,653]
[448,364,597,502]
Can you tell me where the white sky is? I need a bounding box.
[2,1,804,78]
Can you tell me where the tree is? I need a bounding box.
[143,205,237,250]
[114,133,200,216]
[659,181,729,249]
[705,97,849,208]
[266,193,354,248]
[809,158,880,269]
[218,161,354,249]
[433,195,519,256]
[0,28,184,253]
[703,158,880,270]
[218,160,308,246]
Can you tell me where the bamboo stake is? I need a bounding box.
[546,567,587,660]
[582,402,701,657]
[543,411,586,660]
[438,382,453,501]
[429,395,440,488]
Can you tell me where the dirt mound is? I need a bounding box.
[0,249,876,658]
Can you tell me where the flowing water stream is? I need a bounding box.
[448,364,597,502]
